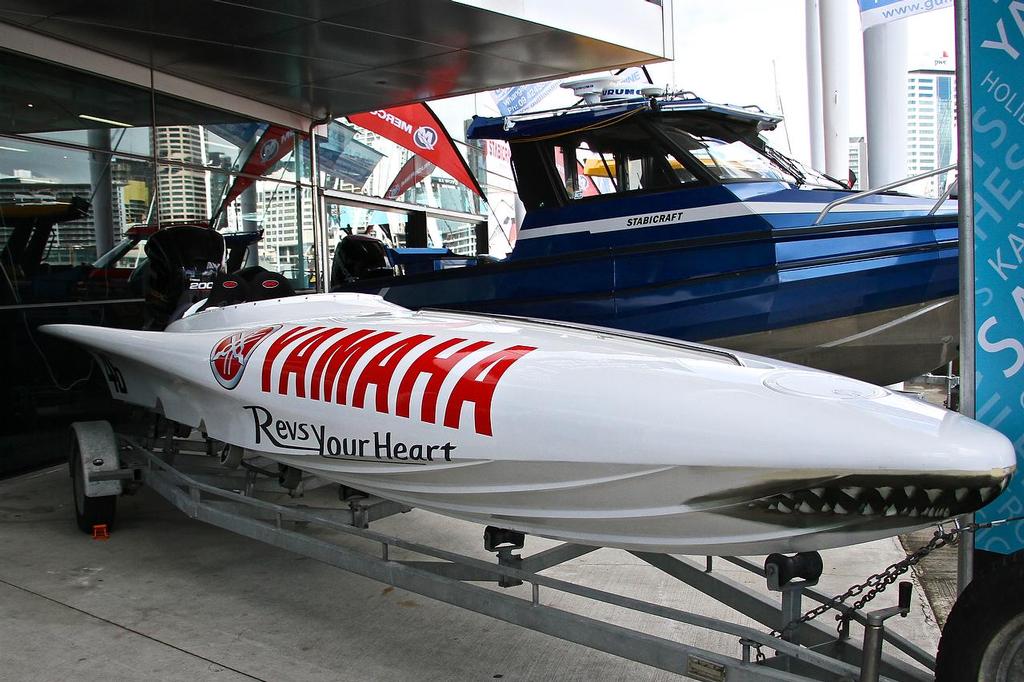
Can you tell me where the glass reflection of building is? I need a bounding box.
[2,48,496,295]
[258,183,315,279]
[156,126,210,222]
[0,50,315,287]
[906,62,956,195]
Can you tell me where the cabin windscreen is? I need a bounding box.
[506,114,846,211]
[509,119,700,209]
[655,117,844,189]
[663,130,798,184]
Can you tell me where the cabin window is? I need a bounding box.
[546,120,698,202]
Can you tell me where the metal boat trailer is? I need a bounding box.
[69,417,939,682]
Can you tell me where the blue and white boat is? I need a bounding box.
[332,93,958,386]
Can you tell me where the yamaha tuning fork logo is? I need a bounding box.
[210,325,280,389]
[413,125,438,151]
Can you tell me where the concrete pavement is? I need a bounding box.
[0,464,940,681]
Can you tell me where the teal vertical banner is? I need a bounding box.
[970,1,1024,553]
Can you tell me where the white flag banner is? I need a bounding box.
[859,0,951,29]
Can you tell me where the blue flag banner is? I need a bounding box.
[492,81,560,116]
[970,1,1024,554]
[859,0,952,29]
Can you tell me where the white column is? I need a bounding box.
[805,0,825,170]
[863,21,909,188]
[819,0,851,181]
[87,128,114,258]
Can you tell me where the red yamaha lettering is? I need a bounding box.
[279,328,346,397]
[352,334,432,412]
[258,325,536,436]
[444,346,536,436]
[315,330,398,404]
[261,326,325,392]
[396,338,492,423]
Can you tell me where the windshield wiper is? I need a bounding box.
[760,144,806,186]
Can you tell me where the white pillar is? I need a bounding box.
[805,0,825,171]
[863,21,909,188]
[819,0,851,181]
[87,128,114,258]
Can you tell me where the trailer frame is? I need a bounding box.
[71,419,939,682]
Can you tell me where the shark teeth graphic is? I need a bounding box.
[751,479,1008,520]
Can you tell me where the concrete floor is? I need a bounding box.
[1,464,940,681]
[896,378,960,631]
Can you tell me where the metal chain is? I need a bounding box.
[770,516,1024,639]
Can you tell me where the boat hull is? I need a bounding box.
[41,294,1012,556]
[708,297,958,386]
[253,453,998,554]
[339,211,958,385]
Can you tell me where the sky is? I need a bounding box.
[641,1,956,162]
[436,1,957,168]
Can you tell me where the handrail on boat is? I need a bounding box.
[812,163,957,226]
[928,177,959,216]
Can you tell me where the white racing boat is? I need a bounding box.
[43,292,1014,555]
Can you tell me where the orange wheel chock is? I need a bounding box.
[92,524,110,540]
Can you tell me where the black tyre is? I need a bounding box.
[219,443,244,469]
[70,438,117,534]
[936,562,1024,681]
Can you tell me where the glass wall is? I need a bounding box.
[315,116,511,257]
[0,49,316,308]
[0,48,321,469]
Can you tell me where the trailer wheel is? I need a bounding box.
[219,444,244,469]
[69,421,120,535]
[936,562,1024,681]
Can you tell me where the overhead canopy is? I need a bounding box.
[0,0,672,122]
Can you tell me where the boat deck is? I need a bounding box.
[1,464,941,681]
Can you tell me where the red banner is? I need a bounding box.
[216,125,295,219]
[385,156,436,200]
[349,104,484,196]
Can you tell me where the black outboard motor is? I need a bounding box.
[329,235,396,289]
[143,225,224,330]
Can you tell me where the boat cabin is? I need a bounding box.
[466,96,845,258]
[469,96,843,207]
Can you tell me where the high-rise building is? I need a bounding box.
[906,60,956,196]
[848,136,867,190]
[256,183,314,282]
[155,126,210,222]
